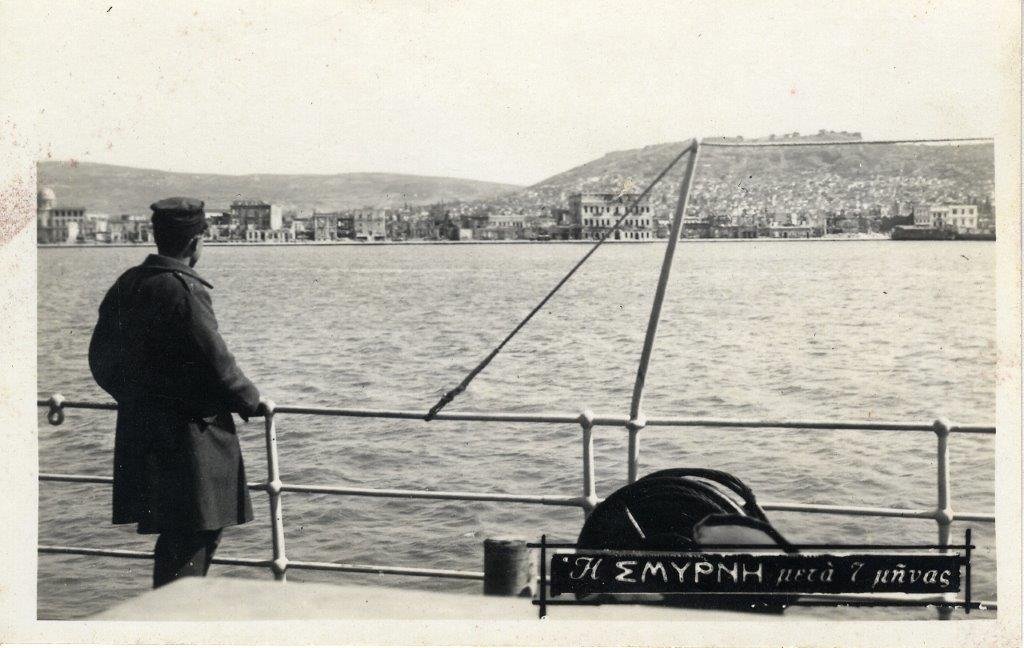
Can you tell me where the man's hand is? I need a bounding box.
[254,398,271,417]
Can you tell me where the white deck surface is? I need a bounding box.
[91,576,747,621]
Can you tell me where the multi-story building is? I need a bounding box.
[460,213,490,231]
[569,192,655,240]
[51,208,87,242]
[289,216,312,240]
[231,200,288,242]
[407,211,437,240]
[311,213,335,241]
[37,187,89,243]
[310,212,351,241]
[130,215,154,242]
[488,213,528,230]
[232,200,283,232]
[203,210,234,241]
[350,208,387,241]
[85,213,112,242]
[768,213,825,237]
[915,204,979,232]
[476,213,523,240]
[385,216,406,241]
[104,215,131,243]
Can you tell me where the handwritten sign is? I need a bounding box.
[549,553,963,597]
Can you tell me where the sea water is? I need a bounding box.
[37,241,996,619]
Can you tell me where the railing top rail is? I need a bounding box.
[643,417,996,435]
[37,397,996,435]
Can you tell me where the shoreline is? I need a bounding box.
[36,236,993,249]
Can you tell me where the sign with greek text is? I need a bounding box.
[548,553,963,597]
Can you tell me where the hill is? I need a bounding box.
[500,135,994,218]
[37,134,995,221]
[36,161,520,215]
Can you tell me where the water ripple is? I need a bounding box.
[37,242,996,618]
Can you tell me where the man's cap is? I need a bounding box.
[150,197,207,235]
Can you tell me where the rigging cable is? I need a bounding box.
[423,140,698,420]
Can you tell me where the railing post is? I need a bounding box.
[263,399,289,581]
[626,416,646,483]
[579,410,597,515]
[933,418,953,619]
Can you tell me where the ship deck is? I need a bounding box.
[90,576,747,621]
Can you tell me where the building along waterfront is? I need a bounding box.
[569,192,655,241]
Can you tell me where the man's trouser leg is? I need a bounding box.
[153,528,223,589]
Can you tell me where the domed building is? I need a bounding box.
[36,187,86,244]
[37,187,55,210]
[37,187,56,243]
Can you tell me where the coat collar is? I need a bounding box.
[141,254,214,288]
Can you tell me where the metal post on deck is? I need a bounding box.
[627,138,702,483]
[933,418,953,619]
[263,400,289,581]
[482,538,535,596]
[964,527,972,615]
[579,410,598,515]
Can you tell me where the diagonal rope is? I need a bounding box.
[424,140,698,421]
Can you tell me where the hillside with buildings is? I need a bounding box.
[36,132,996,244]
[37,161,520,215]
[496,133,994,222]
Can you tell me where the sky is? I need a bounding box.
[3,1,1011,186]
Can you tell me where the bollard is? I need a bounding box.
[483,538,535,596]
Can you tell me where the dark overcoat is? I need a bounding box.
[88,254,260,533]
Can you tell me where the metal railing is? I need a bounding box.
[38,394,996,615]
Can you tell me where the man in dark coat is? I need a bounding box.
[88,197,263,588]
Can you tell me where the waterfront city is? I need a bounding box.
[36,133,995,246]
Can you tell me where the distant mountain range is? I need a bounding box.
[36,161,521,214]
